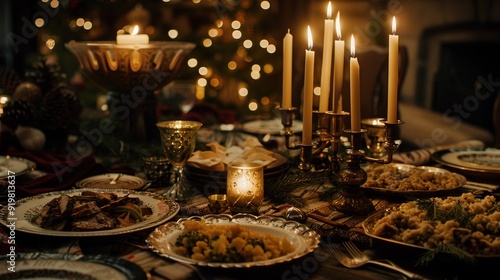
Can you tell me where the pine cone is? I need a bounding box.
[25,57,65,95]
[40,88,72,130]
[0,99,35,130]
[58,85,82,119]
[13,82,43,105]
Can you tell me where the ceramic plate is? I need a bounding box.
[76,173,147,190]
[361,163,466,197]
[147,213,320,268]
[0,253,147,280]
[0,156,36,179]
[432,149,500,180]
[0,189,179,237]
[241,118,303,135]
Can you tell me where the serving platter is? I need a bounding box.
[147,213,320,268]
[362,209,499,261]
[432,149,500,180]
[75,173,147,190]
[0,253,147,280]
[361,163,467,197]
[0,156,36,179]
[0,188,179,237]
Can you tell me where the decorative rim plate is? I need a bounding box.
[0,253,147,280]
[75,173,147,190]
[362,210,499,260]
[241,118,303,135]
[361,163,467,197]
[0,188,180,237]
[0,156,36,179]
[432,149,500,180]
[146,213,321,268]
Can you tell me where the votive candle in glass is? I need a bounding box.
[226,162,264,214]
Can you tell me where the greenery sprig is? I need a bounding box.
[416,243,477,266]
[265,169,333,208]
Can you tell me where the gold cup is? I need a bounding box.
[226,162,264,214]
[207,194,229,213]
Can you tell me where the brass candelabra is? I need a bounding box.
[278,107,403,215]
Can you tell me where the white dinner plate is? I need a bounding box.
[76,173,147,190]
[0,253,147,280]
[432,149,500,180]
[0,188,179,237]
[0,156,36,179]
[147,213,320,268]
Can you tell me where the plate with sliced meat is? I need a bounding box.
[0,189,180,237]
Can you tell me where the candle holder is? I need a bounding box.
[65,41,195,141]
[226,162,264,214]
[279,106,403,215]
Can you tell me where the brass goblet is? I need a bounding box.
[156,120,202,201]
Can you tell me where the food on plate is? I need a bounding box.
[364,164,462,191]
[187,137,276,171]
[32,191,153,231]
[371,193,500,255]
[173,220,295,262]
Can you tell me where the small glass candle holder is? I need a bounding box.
[207,194,229,213]
[226,162,264,214]
[143,156,172,188]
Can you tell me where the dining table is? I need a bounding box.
[1,138,499,280]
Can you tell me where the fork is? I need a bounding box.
[327,242,428,279]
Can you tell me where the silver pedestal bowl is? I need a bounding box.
[65,41,195,141]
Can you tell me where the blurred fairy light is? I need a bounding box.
[197,78,207,87]
[45,39,55,49]
[162,0,171,2]
[231,20,241,29]
[250,71,261,80]
[198,67,208,76]
[83,21,92,30]
[251,64,261,72]
[259,39,269,48]
[263,64,273,73]
[168,29,178,39]
[216,20,223,28]
[266,44,276,53]
[261,96,270,105]
[243,40,252,48]
[210,78,220,87]
[260,1,271,10]
[35,18,45,27]
[50,0,59,8]
[248,101,258,111]
[192,0,201,4]
[187,58,198,68]
[314,86,321,96]
[238,88,248,97]
[203,38,212,47]
[208,28,218,37]
[228,61,237,70]
[76,18,85,27]
[232,30,242,39]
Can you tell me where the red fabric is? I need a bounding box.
[5,147,135,198]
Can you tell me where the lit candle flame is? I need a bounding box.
[131,25,139,36]
[336,11,342,40]
[350,34,355,57]
[307,25,313,50]
[327,2,332,19]
[392,16,396,35]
